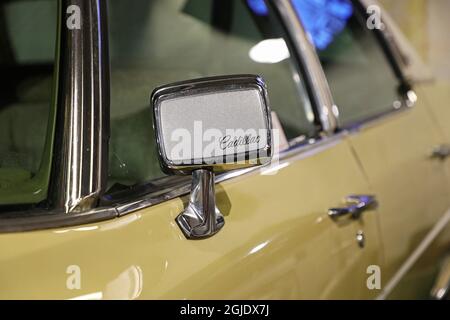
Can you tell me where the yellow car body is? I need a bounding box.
[0,0,449,300]
[1,81,449,299]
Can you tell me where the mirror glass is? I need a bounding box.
[152,75,272,173]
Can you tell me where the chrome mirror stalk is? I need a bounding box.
[176,169,224,239]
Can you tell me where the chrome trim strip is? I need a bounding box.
[0,208,117,234]
[49,0,109,213]
[0,133,346,232]
[344,91,416,134]
[272,0,338,134]
[377,207,450,300]
[115,132,345,216]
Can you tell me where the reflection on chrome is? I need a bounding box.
[406,90,418,106]
[260,162,289,176]
[99,213,140,231]
[249,38,290,64]
[331,105,340,118]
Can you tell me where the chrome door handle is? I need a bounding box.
[328,195,378,220]
[430,144,450,160]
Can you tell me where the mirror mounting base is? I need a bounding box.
[176,169,225,239]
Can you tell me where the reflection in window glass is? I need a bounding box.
[107,0,316,190]
[292,0,353,50]
[0,0,57,206]
[294,0,401,127]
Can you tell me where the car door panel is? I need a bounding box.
[0,138,381,299]
[346,99,450,293]
[293,0,450,297]
[367,82,450,299]
[416,82,450,189]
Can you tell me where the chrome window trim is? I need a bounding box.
[0,207,117,233]
[48,0,110,213]
[275,0,418,134]
[0,132,346,233]
[344,96,416,135]
[288,0,418,133]
[272,0,338,134]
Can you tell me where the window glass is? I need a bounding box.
[293,0,401,127]
[0,0,58,206]
[107,0,316,189]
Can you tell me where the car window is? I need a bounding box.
[0,0,58,206]
[107,0,316,190]
[293,0,401,127]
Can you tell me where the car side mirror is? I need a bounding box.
[151,75,273,239]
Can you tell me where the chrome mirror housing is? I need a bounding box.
[151,75,273,239]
